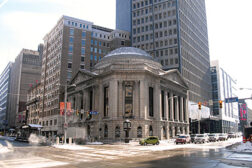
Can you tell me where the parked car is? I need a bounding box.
[175,135,191,144]
[219,133,228,141]
[194,134,209,144]
[190,134,197,143]
[208,133,219,142]
[139,136,160,146]
[228,132,236,138]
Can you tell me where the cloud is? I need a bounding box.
[0,0,9,8]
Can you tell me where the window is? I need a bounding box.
[104,124,108,138]
[149,125,153,136]
[99,49,102,54]
[104,87,109,117]
[137,126,142,138]
[91,39,93,45]
[69,37,73,44]
[90,54,93,60]
[81,56,85,62]
[50,120,52,126]
[95,40,97,46]
[80,65,84,69]
[82,40,85,46]
[68,63,72,69]
[91,47,93,52]
[94,55,97,61]
[82,31,86,38]
[94,48,97,53]
[149,87,154,117]
[115,126,120,138]
[161,90,165,118]
[81,48,85,55]
[70,29,74,36]
[87,125,91,136]
[54,119,57,125]
[68,53,72,60]
[163,126,167,138]
[69,45,73,53]
[125,85,133,118]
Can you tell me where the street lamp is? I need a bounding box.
[123,119,131,143]
[57,83,76,144]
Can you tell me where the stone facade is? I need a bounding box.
[66,47,189,141]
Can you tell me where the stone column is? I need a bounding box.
[109,80,118,119]
[164,91,168,120]
[134,81,140,118]
[98,84,103,119]
[175,97,179,121]
[170,92,174,121]
[180,96,184,122]
[118,81,123,118]
[172,126,175,138]
[140,80,148,119]
[154,84,161,120]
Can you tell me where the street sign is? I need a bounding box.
[89,111,98,115]
[225,97,238,103]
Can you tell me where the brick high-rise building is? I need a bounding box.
[116,0,211,105]
[40,16,130,136]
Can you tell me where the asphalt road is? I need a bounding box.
[0,138,251,168]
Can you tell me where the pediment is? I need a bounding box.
[70,70,95,85]
[161,69,188,89]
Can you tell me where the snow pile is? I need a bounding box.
[28,134,47,145]
[86,142,103,145]
[235,142,252,153]
[0,140,13,154]
[53,144,92,150]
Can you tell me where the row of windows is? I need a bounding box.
[133,38,177,51]
[40,119,57,127]
[160,58,178,66]
[133,0,176,9]
[67,20,90,30]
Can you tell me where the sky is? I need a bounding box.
[0,0,251,107]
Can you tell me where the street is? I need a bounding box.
[0,137,251,168]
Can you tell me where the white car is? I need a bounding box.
[194,134,209,144]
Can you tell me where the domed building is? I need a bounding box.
[67,47,189,141]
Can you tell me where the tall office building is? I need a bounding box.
[210,60,239,133]
[8,49,42,128]
[40,15,130,136]
[116,0,211,104]
[0,62,13,130]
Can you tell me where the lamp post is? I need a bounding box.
[123,119,131,143]
[57,83,76,144]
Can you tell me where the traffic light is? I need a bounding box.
[198,102,202,110]
[219,100,223,108]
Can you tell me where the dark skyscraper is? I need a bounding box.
[116,0,211,104]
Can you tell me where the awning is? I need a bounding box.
[28,124,43,128]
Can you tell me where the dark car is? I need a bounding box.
[219,133,228,141]
[228,132,236,138]
[175,135,191,144]
[139,136,159,145]
[208,134,219,142]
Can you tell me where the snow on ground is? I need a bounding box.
[0,140,14,154]
[52,144,93,150]
[86,142,103,145]
[0,136,15,142]
[0,157,68,168]
[234,141,252,153]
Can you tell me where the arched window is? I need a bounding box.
[104,124,108,138]
[115,126,120,138]
[87,125,91,136]
[149,125,153,136]
[137,126,142,138]
[169,127,172,138]
[163,126,166,138]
